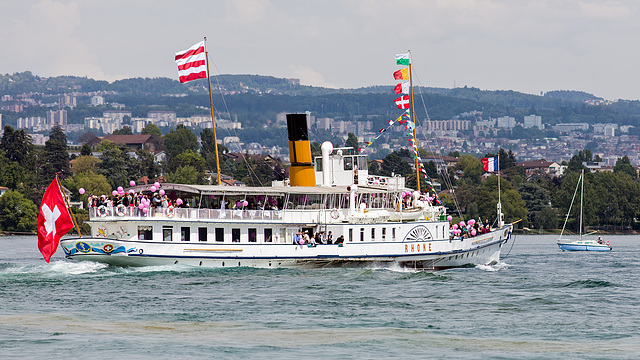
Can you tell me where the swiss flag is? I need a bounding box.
[394,95,410,109]
[38,176,75,263]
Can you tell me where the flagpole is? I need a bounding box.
[408,50,420,192]
[56,174,82,237]
[204,37,222,185]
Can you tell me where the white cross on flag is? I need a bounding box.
[38,176,74,263]
[394,95,410,109]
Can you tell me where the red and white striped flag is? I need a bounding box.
[394,95,410,109]
[175,41,207,83]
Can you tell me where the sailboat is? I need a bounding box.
[557,169,612,251]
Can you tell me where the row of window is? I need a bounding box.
[139,226,273,243]
[347,227,395,242]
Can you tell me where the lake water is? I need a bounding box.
[1,234,639,359]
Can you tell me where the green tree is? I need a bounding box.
[71,155,100,175]
[112,126,133,135]
[80,143,92,156]
[141,123,162,136]
[456,155,482,185]
[566,155,586,174]
[166,165,201,185]
[345,133,358,153]
[63,171,112,203]
[380,151,411,177]
[613,155,637,178]
[96,141,138,187]
[0,126,34,167]
[0,190,37,232]
[164,124,199,159]
[41,126,70,181]
[135,149,160,180]
[167,150,206,175]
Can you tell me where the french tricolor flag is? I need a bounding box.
[482,156,499,172]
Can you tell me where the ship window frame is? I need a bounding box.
[248,228,257,242]
[382,227,386,240]
[215,227,224,242]
[181,227,190,242]
[138,226,152,241]
[360,228,364,242]
[349,228,353,242]
[392,227,396,241]
[264,228,273,242]
[371,228,375,241]
[344,156,353,170]
[163,226,173,242]
[232,228,241,242]
[198,227,207,242]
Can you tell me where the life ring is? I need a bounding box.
[116,204,127,217]
[606,241,610,246]
[330,208,340,219]
[166,206,175,218]
[97,205,108,217]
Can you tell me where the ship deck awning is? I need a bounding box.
[126,183,405,196]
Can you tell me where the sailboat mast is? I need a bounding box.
[580,169,584,239]
[408,50,420,192]
[204,37,222,185]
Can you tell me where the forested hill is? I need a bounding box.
[3,71,640,127]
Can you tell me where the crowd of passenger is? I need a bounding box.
[87,191,188,216]
[293,230,345,246]
[449,217,492,240]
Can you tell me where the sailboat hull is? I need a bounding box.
[557,240,612,252]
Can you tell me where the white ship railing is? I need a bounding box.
[88,206,339,223]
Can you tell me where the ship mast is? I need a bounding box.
[204,37,222,185]
[408,50,420,192]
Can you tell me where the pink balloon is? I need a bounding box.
[129,189,135,194]
[143,207,149,213]
[130,180,136,187]
[79,188,85,195]
[138,203,144,209]
[176,198,183,205]
[154,182,160,188]
[471,230,477,236]
[459,221,466,226]
[112,190,117,196]
[236,201,241,207]
[150,186,156,192]
[159,189,165,196]
[242,200,248,206]
[453,224,458,229]
[299,239,305,245]
[447,215,453,221]
[117,186,123,192]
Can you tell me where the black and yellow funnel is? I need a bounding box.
[287,113,316,187]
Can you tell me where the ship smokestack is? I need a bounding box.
[286,113,316,187]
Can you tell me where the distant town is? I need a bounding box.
[1,72,639,175]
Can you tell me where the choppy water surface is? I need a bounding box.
[1,234,639,359]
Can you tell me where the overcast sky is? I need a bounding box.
[2,0,639,100]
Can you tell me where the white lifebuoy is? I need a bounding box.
[166,206,175,218]
[97,205,108,217]
[116,204,127,217]
[330,208,340,219]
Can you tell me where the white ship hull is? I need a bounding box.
[60,208,512,270]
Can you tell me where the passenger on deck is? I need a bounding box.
[326,231,333,244]
[335,235,345,245]
[293,231,301,245]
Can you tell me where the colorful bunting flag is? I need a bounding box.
[394,95,410,109]
[393,68,409,80]
[396,53,410,66]
[394,82,410,94]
